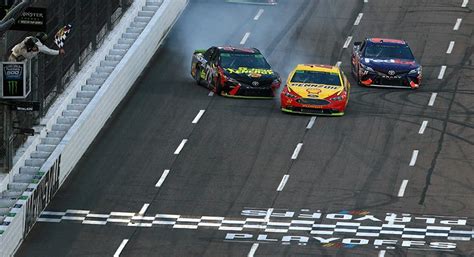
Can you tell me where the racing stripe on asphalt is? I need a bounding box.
[155,169,170,188]
[113,239,129,257]
[248,243,259,256]
[354,13,363,26]
[253,9,264,20]
[446,41,455,54]
[276,175,290,191]
[418,121,428,134]
[174,139,188,154]
[409,150,419,167]
[453,18,462,30]
[397,180,409,197]
[428,93,437,106]
[306,117,316,129]
[343,36,353,48]
[291,143,303,159]
[192,110,206,124]
[240,32,251,45]
[438,66,447,79]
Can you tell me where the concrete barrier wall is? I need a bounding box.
[0,0,187,256]
[0,205,25,257]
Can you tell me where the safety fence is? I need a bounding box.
[1,0,131,172]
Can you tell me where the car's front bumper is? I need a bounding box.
[359,72,422,89]
[223,82,277,98]
[280,95,347,116]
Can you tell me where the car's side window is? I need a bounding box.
[361,41,366,52]
[210,50,219,64]
[203,48,214,61]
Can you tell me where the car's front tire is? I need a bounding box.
[195,65,202,85]
[214,76,223,95]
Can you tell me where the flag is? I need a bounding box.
[54,24,72,48]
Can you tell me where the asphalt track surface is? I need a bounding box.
[15,0,474,256]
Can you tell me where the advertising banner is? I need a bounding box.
[24,156,60,236]
[0,6,47,32]
[1,62,30,99]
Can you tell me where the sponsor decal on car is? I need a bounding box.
[225,67,274,75]
[365,58,415,65]
[291,83,339,90]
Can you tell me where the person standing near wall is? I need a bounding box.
[8,32,65,62]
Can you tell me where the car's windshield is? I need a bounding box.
[364,44,415,60]
[291,70,341,86]
[220,52,271,69]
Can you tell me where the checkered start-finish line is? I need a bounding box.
[38,210,474,241]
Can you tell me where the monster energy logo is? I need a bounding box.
[7,81,18,95]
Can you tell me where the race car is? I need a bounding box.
[280,64,350,116]
[190,46,281,98]
[351,38,422,89]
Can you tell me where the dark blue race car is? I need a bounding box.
[351,38,422,89]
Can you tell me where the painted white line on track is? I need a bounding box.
[364,0,368,2]
[398,180,409,197]
[264,208,274,222]
[138,203,150,216]
[409,150,419,166]
[254,9,264,20]
[343,36,353,48]
[240,32,251,45]
[462,0,469,7]
[291,143,303,159]
[277,175,290,191]
[428,92,437,106]
[438,65,447,79]
[446,41,455,54]
[418,121,428,134]
[192,110,206,124]
[155,169,170,187]
[174,139,188,154]
[335,61,342,67]
[354,13,363,25]
[453,18,462,30]
[378,250,386,257]
[248,243,259,257]
[67,210,89,214]
[208,91,214,96]
[306,117,316,129]
[113,239,129,257]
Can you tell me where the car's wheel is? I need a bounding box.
[356,66,364,86]
[351,62,356,77]
[214,76,222,95]
[195,65,202,85]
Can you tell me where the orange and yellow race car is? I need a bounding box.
[280,64,350,116]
